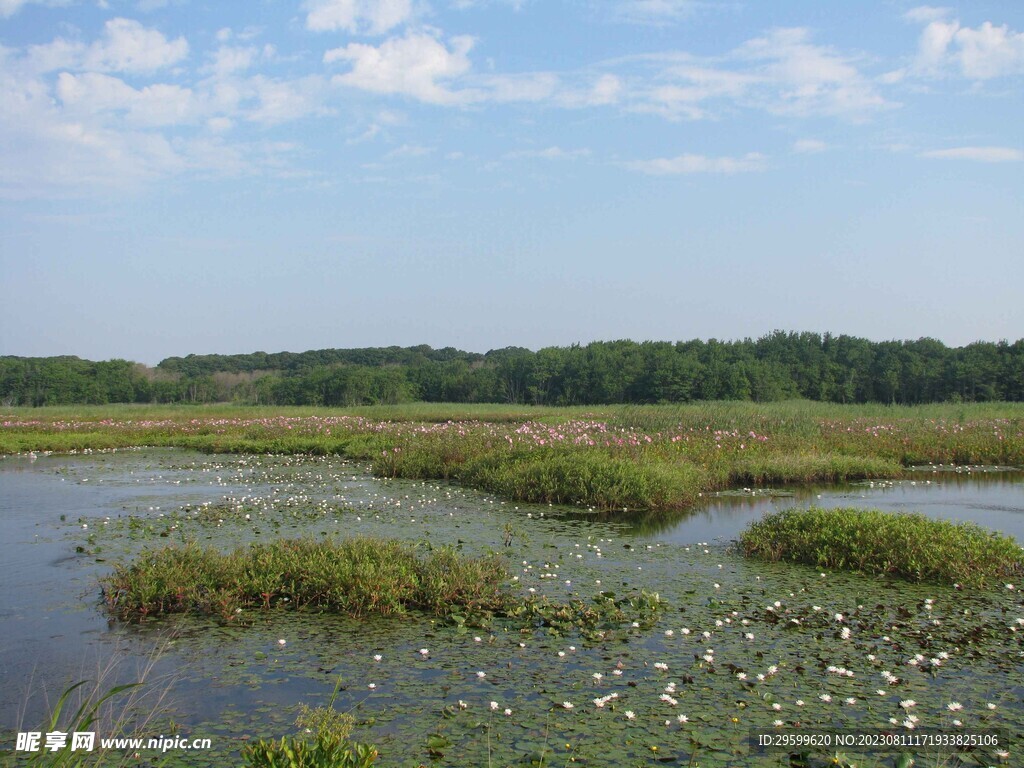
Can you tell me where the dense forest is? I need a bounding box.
[2,333,1023,407]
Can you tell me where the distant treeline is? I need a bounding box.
[3,333,1023,407]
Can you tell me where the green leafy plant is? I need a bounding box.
[740,506,1024,587]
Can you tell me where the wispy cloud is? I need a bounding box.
[384,143,435,159]
[733,28,889,119]
[792,138,828,154]
[619,28,891,122]
[506,146,591,160]
[920,146,1023,162]
[903,6,951,25]
[612,0,703,25]
[624,151,767,175]
[0,0,66,18]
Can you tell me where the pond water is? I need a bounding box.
[1,449,1021,767]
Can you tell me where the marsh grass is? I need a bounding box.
[727,452,901,485]
[459,449,707,510]
[740,507,1024,587]
[4,401,1023,511]
[103,538,513,623]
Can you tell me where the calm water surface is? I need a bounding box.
[2,448,1021,757]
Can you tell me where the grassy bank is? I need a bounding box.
[740,507,1024,587]
[4,401,1023,511]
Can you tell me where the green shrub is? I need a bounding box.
[242,733,378,768]
[739,507,1024,587]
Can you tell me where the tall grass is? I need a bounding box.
[11,644,177,767]
[103,538,513,623]
[739,507,1024,587]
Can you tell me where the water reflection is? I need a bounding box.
[653,469,1024,545]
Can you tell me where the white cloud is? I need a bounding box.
[920,146,1023,162]
[85,17,189,72]
[792,138,827,154]
[625,152,767,175]
[907,15,1024,79]
[244,75,331,125]
[326,32,474,105]
[954,22,1024,79]
[640,63,755,119]
[207,116,233,132]
[555,73,622,107]
[476,71,558,103]
[305,0,414,35]
[0,21,325,198]
[56,71,196,127]
[204,46,259,77]
[27,18,188,74]
[589,73,621,104]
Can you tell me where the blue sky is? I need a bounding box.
[1,0,1022,364]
